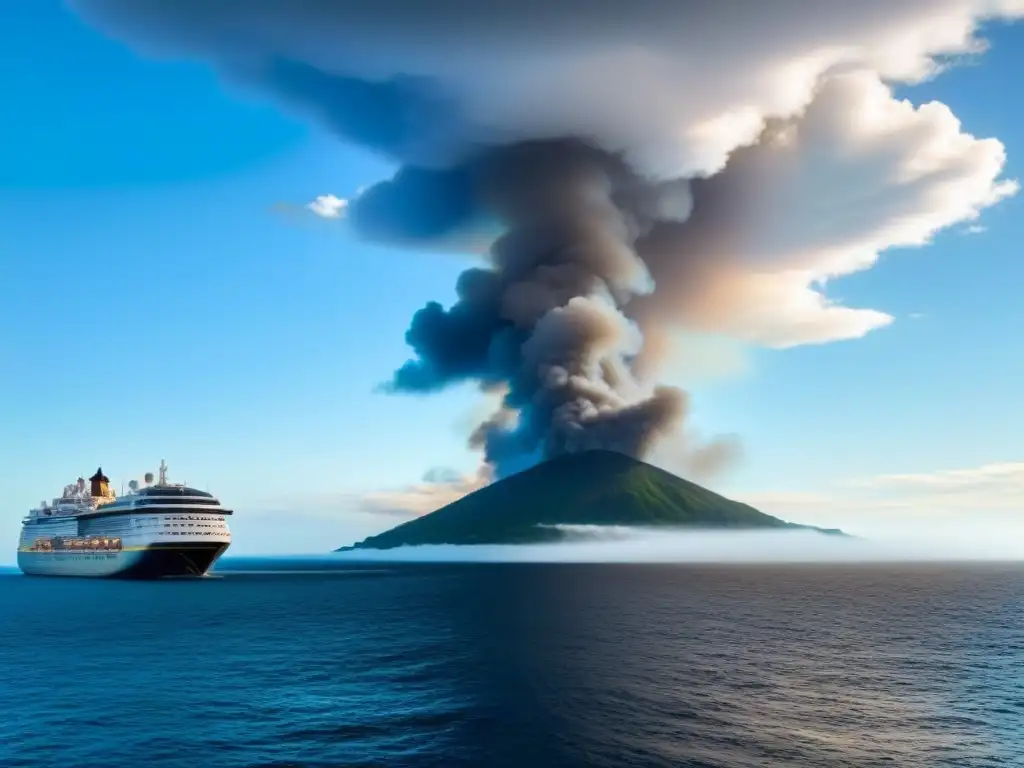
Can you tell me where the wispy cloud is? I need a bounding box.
[359,466,490,516]
[856,462,1024,495]
[963,223,987,234]
[745,461,1024,523]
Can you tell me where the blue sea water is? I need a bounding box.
[0,560,1022,767]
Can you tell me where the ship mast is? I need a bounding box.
[158,459,168,487]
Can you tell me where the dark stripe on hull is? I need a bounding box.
[18,543,229,580]
[116,543,229,579]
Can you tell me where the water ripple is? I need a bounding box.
[0,563,1020,767]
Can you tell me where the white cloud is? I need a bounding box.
[964,223,988,233]
[305,194,348,219]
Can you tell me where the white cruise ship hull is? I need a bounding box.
[17,542,229,578]
[17,511,231,579]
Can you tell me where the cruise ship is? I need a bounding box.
[17,461,232,579]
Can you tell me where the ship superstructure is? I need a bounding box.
[17,460,232,578]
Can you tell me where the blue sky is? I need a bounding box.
[2,3,1022,557]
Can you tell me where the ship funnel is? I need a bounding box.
[89,467,110,498]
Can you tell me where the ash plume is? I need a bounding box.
[375,139,691,473]
[71,1,1021,484]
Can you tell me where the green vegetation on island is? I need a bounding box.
[339,449,843,550]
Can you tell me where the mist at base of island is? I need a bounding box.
[222,523,1024,567]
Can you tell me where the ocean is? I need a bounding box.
[0,560,1021,767]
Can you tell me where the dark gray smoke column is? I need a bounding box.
[370,140,688,475]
